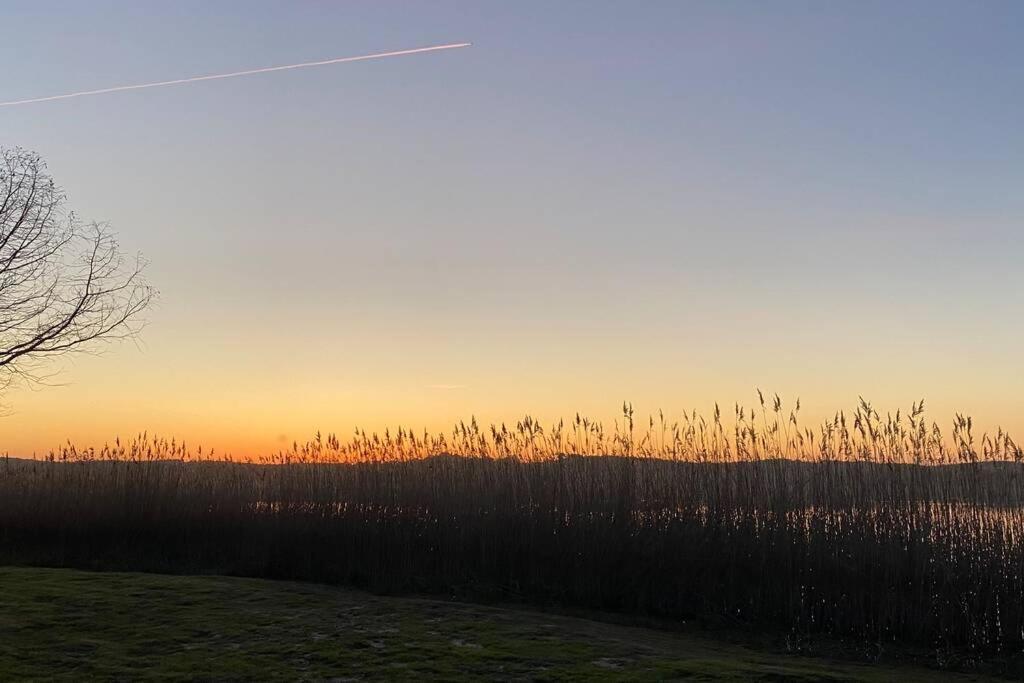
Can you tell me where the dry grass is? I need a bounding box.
[1,396,1021,668]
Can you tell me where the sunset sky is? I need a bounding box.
[2,1,1022,457]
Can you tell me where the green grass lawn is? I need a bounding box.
[0,567,1000,681]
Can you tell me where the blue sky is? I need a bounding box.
[1,2,1022,454]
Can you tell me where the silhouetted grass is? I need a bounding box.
[1,397,1021,668]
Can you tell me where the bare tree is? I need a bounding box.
[0,147,154,389]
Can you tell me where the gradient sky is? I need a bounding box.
[2,1,1022,456]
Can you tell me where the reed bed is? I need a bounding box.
[1,397,1021,666]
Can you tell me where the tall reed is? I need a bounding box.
[1,397,1021,665]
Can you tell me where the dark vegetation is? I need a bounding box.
[1,399,1022,675]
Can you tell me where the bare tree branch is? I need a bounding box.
[0,148,155,390]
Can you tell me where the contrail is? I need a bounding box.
[0,42,471,108]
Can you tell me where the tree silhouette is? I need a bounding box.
[0,148,153,389]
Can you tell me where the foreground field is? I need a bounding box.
[0,567,998,681]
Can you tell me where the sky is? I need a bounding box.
[1,1,1022,457]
